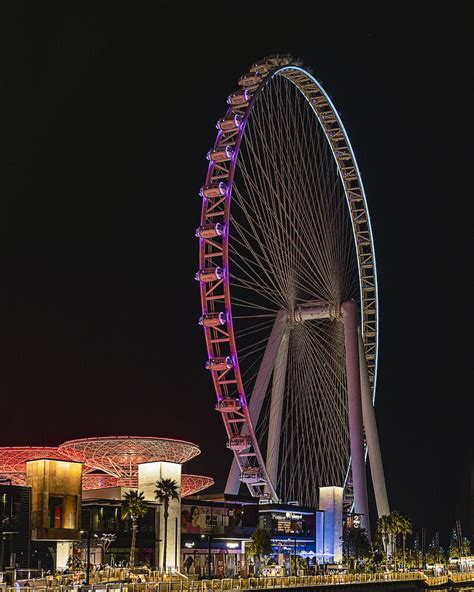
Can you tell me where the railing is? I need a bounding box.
[450,571,474,583]
[0,571,429,592]
[423,575,449,586]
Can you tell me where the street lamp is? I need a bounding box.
[201,533,213,578]
[80,530,91,585]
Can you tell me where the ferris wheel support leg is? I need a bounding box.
[264,329,290,497]
[357,327,390,518]
[341,300,370,536]
[225,457,242,495]
[225,310,288,496]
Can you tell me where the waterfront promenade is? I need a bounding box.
[2,570,474,592]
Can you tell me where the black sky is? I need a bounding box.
[3,6,472,546]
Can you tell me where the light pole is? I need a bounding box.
[201,533,213,578]
[80,530,91,585]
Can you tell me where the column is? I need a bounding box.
[341,300,370,534]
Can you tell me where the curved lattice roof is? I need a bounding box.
[0,439,210,492]
[82,473,120,490]
[0,447,65,483]
[181,474,214,497]
[81,473,213,495]
[59,436,201,485]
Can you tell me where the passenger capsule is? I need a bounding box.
[195,223,224,239]
[206,356,233,372]
[216,114,243,132]
[207,145,234,163]
[240,469,265,484]
[199,181,227,199]
[265,54,281,66]
[215,398,241,413]
[227,436,252,452]
[278,54,293,65]
[227,89,251,106]
[250,60,271,74]
[195,267,224,282]
[199,312,227,327]
[238,72,261,87]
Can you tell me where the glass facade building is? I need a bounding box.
[0,483,31,570]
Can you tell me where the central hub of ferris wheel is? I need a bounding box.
[291,301,340,324]
[196,53,389,533]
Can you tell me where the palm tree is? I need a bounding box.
[248,528,272,575]
[376,515,390,557]
[121,490,149,568]
[384,511,412,569]
[387,513,397,566]
[154,478,180,573]
[399,515,413,570]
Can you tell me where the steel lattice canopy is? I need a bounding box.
[181,474,214,497]
[0,473,27,486]
[82,473,120,490]
[0,447,66,484]
[81,473,213,495]
[58,436,201,483]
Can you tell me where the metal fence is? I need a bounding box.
[0,571,432,592]
[450,572,474,583]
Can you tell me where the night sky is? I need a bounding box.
[3,7,472,546]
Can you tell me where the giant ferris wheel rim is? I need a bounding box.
[198,56,378,500]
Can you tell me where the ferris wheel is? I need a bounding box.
[196,54,389,528]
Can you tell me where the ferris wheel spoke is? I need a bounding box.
[231,210,333,303]
[242,126,343,304]
[267,80,343,284]
[233,172,336,302]
[233,318,275,338]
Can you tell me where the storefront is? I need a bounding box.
[181,495,258,577]
[259,504,325,569]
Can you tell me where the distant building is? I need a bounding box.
[0,483,31,570]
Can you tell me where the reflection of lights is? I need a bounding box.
[185,542,195,548]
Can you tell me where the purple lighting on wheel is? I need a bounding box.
[195,267,224,282]
[205,356,233,372]
[199,182,228,199]
[227,89,252,106]
[216,114,242,132]
[195,223,224,239]
[207,145,234,162]
[199,311,227,327]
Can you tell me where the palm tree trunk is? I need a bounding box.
[393,533,397,569]
[162,500,169,573]
[130,520,137,567]
[402,535,406,570]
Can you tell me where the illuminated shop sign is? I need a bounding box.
[285,512,302,520]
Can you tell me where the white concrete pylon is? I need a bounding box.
[341,300,370,535]
[264,328,290,495]
[358,327,390,518]
[138,461,182,573]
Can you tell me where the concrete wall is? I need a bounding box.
[138,461,182,573]
[319,486,343,563]
[26,459,82,542]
